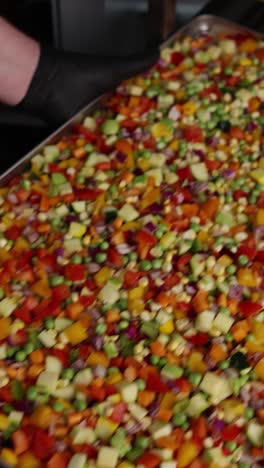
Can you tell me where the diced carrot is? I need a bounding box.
[47,453,69,468]
[156,407,173,422]
[12,430,30,455]
[136,452,162,468]
[181,203,199,217]
[150,341,166,357]
[231,320,250,342]
[156,435,180,450]
[209,344,228,363]
[39,196,50,212]
[29,349,45,364]
[192,290,209,314]
[106,309,120,323]
[200,197,220,220]
[66,302,84,320]
[138,390,155,407]
[67,412,83,427]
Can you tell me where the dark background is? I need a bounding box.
[1,0,264,172]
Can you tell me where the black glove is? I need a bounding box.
[18,47,159,126]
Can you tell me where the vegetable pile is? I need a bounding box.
[0,31,263,468]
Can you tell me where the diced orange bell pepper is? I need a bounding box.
[177,440,202,468]
[254,359,264,381]
[64,320,87,345]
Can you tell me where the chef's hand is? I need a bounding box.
[19,46,159,126]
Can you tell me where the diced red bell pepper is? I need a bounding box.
[171,51,185,66]
[89,386,106,402]
[146,372,168,393]
[256,250,264,262]
[176,253,192,272]
[82,445,98,459]
[200,83,221,99]
[124,271,142,288]
[52,348,69,367]
[136,230,157,248]
[192,416,208,441]
[107,248,123,267]
[234,189,248,201]
[205,159,222,171]
[73,124,97,142]
[136,452,162,468]
[110,402,127,423]
[5,226,22,240]
[12,329,27,346]
[255,48,264,60]
[186,333,209,346]
[226,76,241,87]
[79,294,96,307]
[230,127,245,140]
[14,307,31,324]
[236,244,256,261]
[176,167,193,181]
[183,125,204,142]
[52,284,70,302]
[96,161,111,171]
[175,377,192,394]
[64,263,86,281]
[163,274,180,288]
[143,136,156,149]
[239,300,262,318]
[222,424,241,442]
[0,384,14,403]
[32,429,55,460]
[75,188,102,201]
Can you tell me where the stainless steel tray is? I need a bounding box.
[0,14,261,187]
[0,14,262,468]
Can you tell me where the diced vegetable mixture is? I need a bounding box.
[0,30,263,468]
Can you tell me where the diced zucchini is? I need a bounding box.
[128,403,147,421]
[69,222,87,238]
[43,145,59,162]
[161,463,177,468]
[0,298,17,317]
[205,447,231,467]
[55,204,69,217]
[74,369,93,385]
[146,168,163,186]
[101,120,120,136]
[220,39,237,54]
[68,453,87,468]
[150,153,166,168]
[97,447,119,468]
[195,311,215,333]
[83,116,96,131]
[247,419,264,447]
[212,313,234,334]
[190,254,205,278]
[45,356,63,375]
[158,94,175,109]
[186,393,209,417]
[71,426,96,445]
[215,211,234,227]
[120,382,138,403]
[51,173,67,185]
[200,372,233,403]
[118,204,139,222]
[55,317,73,332]
[150,422,172,439]
[53,384,75,400]
[127,85,144,96]
[38,330,56,348]
[0,344,7,360]
[32,154,45,169]
[85,153,109,167]
[64,238,82,255]
[161,364,183,379]
[72,201,86,213]
[36,371,59,392]
[8,411,23,425]
[191,162,208,182]
[95,417,119,440]
[99,282,120,304]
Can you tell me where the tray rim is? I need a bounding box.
[0,13,262,186]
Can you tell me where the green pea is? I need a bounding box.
[51,218,60,227]
[84,144,94,153]
[136,379,146,391]
[152,259,162,269]
[226,264,236,275]
[239,463,250,468]
[129,252,138,261]
[190,223,201,232]
[49,275,64,287]
[135,436,148,449]
[237,255,249,266]
[96,323,107,335]
[140,260,152,271]
[150,355,160,366]
[15,350,27,362]
[225,332,233,343]
[225,441,237,452]
[6,346,19,358]
[74,399,87,411]
[45,317,55,330]
[27,386,38,401]
[71,255,83,264]
[24,343,35,354]
[118,298,128,311]
[101,241,109,250]
[101,119,120,136]
[108,367,119,375]
[188,372,202,386]
[218,360,229,370]
[173,413,187,426]
[62,368,75,380]
[249,195,257,205]
[53,401,64,412]
[119,320,129,330]
[95,252,107,264]
[244,407,254,420]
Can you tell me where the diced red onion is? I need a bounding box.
[254,226,264,241]
[148,402,160,418]
[121,129,131,138]
[222,169,236,179]
[246,121,257,132]
[212,418,225,432]
[251,399,264,410]
[27,232,39,243]
[94,365,107,378]
[92,335,103,350]
[207,136,219,147]
[193,149,205,158]
[72,359,85,371]
[54,248,65,257]
[116,243,133,255]
[157,58,168,68]
[87,263,101,273]
[55,441,67,452]
[6,192,18,204]
[126,421,142,435]
[185,283,197,295]
[228,283,243,301]
[145,221,156,233]
[168,106,180,121]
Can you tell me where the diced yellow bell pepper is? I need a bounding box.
[161,392,178,410]
[95,417,119,440]
[169,139,179,151]
[0,414,9,431]
[128,287,144,301]
[182,100,197,115]
[69,222,87,238]
[30,405,53,429]
[18,452,40,468]
[14,237,30,252]
[128,298,145,312]
[1,449,18,466]
[245,340,264,353]
[106,373,123,385]
[64,321,87,345]
[0,318,11,340]
[94,193,106,216]
[188,351,206,373]
[160,232,177,249]
[137,158,151,172]
[217,255,232,267]
[141,188,161,210]
[250,320,264,343]
[160,320,174,335]
[254,359,264,381]
[177,441,201,468]
[250,168,264,184]
[256,209,264,225]
[95,267,112,287]
[151,122,172,139]
[259,157,264,168]
[237,268,257,288]
[87,352,109,368]
[118,463,135,468]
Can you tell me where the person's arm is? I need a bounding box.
[0,16,40,105]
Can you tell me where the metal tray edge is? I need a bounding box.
[1,13,262,186]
